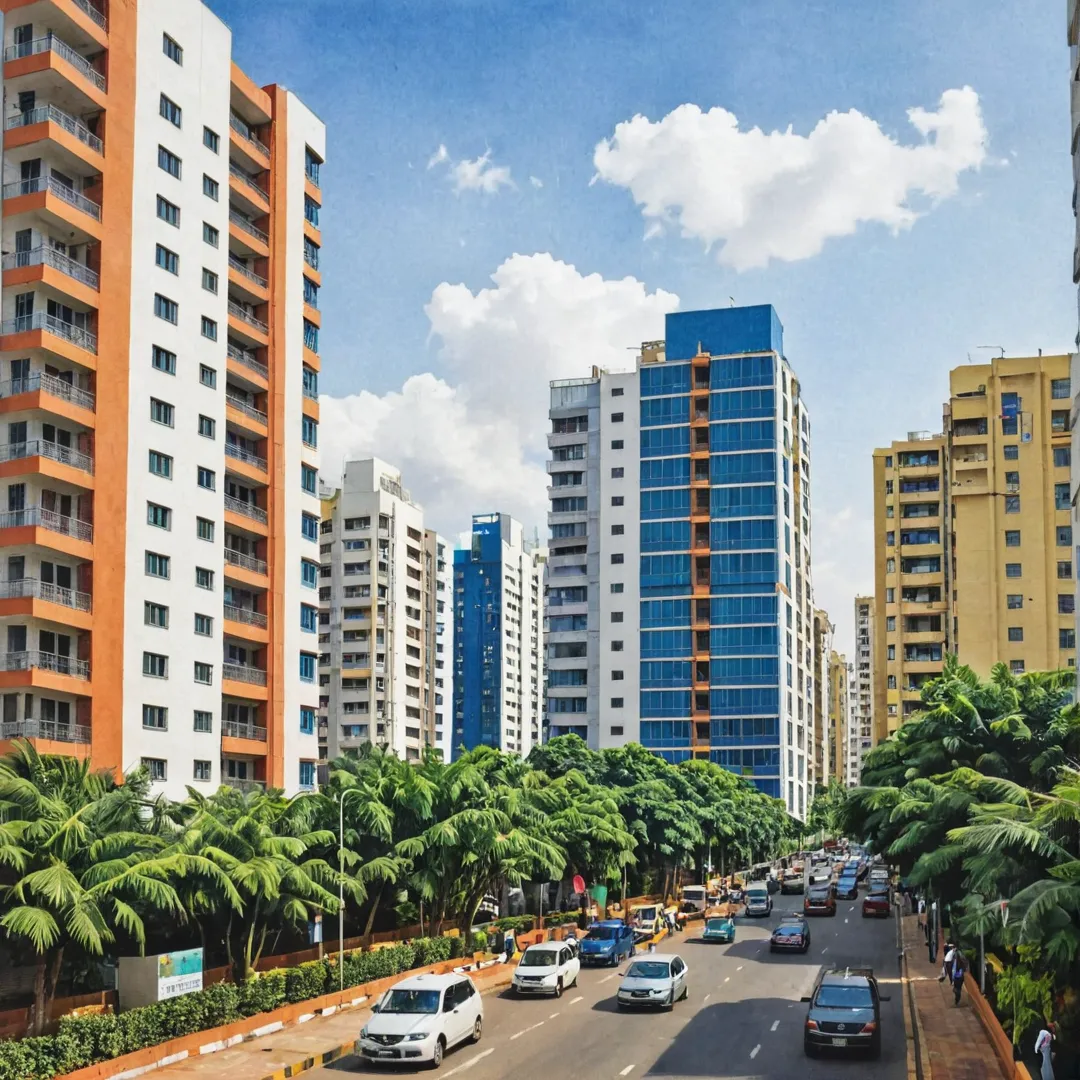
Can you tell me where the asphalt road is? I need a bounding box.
[316,882,908,1080]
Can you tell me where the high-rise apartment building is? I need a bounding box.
[872,432,949,738]
[0,0,324,798]
[426,531,453,758]
[452,513,543,758]
[1072,353,1080,687]
[811,608,833,791]
[826,650,848,783]
[545,304,815,818]
[848,596,874,784]
[317,460,442,762]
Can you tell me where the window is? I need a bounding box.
[611,641,624,652]
[1061,628,1077,650]
[300,653,316,682]
[195,567,214,590]
[304,195,320,227]
[1056,483,1070,511]
[1055,447,1072,468]
[201,316,217,341]
[199,364,216,389]
[302,415,318,448]
[305,146,322,185]
[147,502,171,530]
[1004,495,1020,514]
[193,760,211,781]
[300,706,316,734]
[611,611,624,623]
[194,613,212,636]
[610,582,624,593]
[203,126,219,153]
[1058,526,1073,547]
[152,345,176,374]
[611,440,624,450]
[611,553,625,564]
[611,524,624,535]
[142,704,167,730]
[611,467,624,479]
[611,496,625,507]
[301,604,317,632]
[885,616,896,631]
[203,222,219,247]
[1053,410,1071,433]
[145,550,170,578]
[150,398,174,427]
[1005,471,1020,489]
[611,387,624,397]
[1010,659,1025,675]
[1003,444,1018,460]
[1007,594,1023,609]
[194,710,212,732]
[301,464,317,494]
[301,559,318,588]
[202,268,218,294]
[886,531,894,547]
[1002,416,1018,436]
[148,450,172,478]
[610,697,624,708]
[304,237,320,270]
[196,517,214,541]
[300,761,316,788]
[158,146,181,178]
[302,513,319,541]
[304,319,319,353]
[302,366,319,398]
[1059,594,1076,615]
[156,196,180,226]
[193,662,212,685]
[145,601,169,627]
[1052,378,1071,399]
[202,174,219,201]
[198,415,215,439]
[1008,626,1024,642]
[159,94,181,127]
[154,294,178,324]
[162,32,182,63]
[1005,563,1021,578]
[143,757,167,781]
[197,467,215,490]
[1059,560,1073,579]
[143,651,168,678]
[155,244,178,274]
[303,277,319,307]
[1005,530,1020,547]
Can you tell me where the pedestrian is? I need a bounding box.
[917,897,927,938]
[1035,1021,1056,1080]
[940,941,955,983]
[950,947,967,1006]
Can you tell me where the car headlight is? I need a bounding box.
[405,1033,429,1042]
[651,987,667,996]
[360,1027,368,1039]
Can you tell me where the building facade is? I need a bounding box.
[545,304,815,819]
[811,608,833,791]
[426,531,452,758]
[826,650,848,784]
[848,596,874,784]
[452,513,543,758]
[0,0,324,798]
[317,459,441,762]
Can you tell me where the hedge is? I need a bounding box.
[0,936,462,1080]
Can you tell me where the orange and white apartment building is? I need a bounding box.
[0,0,326,797]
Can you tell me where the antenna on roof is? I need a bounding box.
[729,297,735,307]
[977,345,1005,359]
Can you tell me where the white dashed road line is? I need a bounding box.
[442,1048,495,1077]
[509,1021,545,1041]
[771,1020,779,1032]
[600,973,618,984]
[821,947,829,954]
[724,976,730,983]
[750,1044,761,1059]
[619,1067,635,1077]
[737,965,744,971]
[569,996,583,1005]
[844,918,849,924]
[549,1012,560,1019]
[703,994,710,1004]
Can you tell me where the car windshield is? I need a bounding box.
[590,926,618,940]
[775,925,803,936]
[520,950,558,967]
[379,989,441,1014]
[636,907,657,921]
[626,961,671,980]
[816,984,874,1009]
[706,919,730,930]
[809,890,830,899]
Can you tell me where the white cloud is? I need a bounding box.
[320,253,679,536]
[529,175,544,189]
[426,143,449,169]
[427,144,514,194]
[592,86,988,270]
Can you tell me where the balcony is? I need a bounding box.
[228,300,268,335]
[0,439,92,474]
[224,603,268,629]
[0,505,92,542]
[226,341,268,381]
[223,719,267,741]
[229,113,269,157]
[225,442,267,473]
[1,312,97,355]
[6,103,102,155]
[3,175,101,222]
[0,576,91,611]
[228,255,267,291]
[222,777,266,793]
[302,383,318,402]
[304,246,319,272]
[229,209,268,246]
[228,162,268,199]
[4,35,106,94]
[0,372,94,412]
[1,717,90,743]
[225,393,268,427]
[2,245,99,290]
[222,662,267,686]
[71,0,107,30]
[224,548,267,576]
[0,650,89,679]
[224,494,267,525]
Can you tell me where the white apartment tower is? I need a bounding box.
[847,596,875,785]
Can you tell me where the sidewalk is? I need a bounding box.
[902,914,1009,1080]
[151,963,514,1080]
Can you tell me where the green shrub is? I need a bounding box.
[285,960,330,1004]
[493,915,535,932]
[412,936,452,967]
[467,930,488,953]
[238,969,286,1016]
[449,935,466,959]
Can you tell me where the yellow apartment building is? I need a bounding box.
[812,608,832,789]
[948,355,1076,677]
[827,650,849,783]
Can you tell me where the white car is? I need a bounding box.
[616,953,689,1010]
[356,973,482,1069]
[511,941,580,997]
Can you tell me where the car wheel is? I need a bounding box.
[665,990,675,1010]
[471,1016,483,1043]
[430,1037,445,1069]
[680,983,688,1001]
[804,1038,818,1059]
[554,978,563,999]
[572,970,579,988]
[617,1000,627,1010]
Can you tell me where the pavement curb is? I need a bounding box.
[898,911,932,1080]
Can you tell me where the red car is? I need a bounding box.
[862,886,890,918]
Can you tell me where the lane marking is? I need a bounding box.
[619,1067,635,1077]
[442,1048,495,1077]
[703,994,710,1004]
[569,996,583,1005]
[771,1020,779,1032]
[600,973,618,984]
[737,965,744,971]
[549,1012,560,1019]
[844,918,849,924]
[509,1021,545,1041]
[821,947,828,954]
[750,1044,761,1059]
[724,976,730,982]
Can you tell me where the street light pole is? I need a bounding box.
[337,789,364,991]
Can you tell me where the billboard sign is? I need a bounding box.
[157,948,203,1001]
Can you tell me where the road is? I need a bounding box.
[312,882,908,1079]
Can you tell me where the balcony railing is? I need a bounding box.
[223,719,267,741]
[224,494,268,525]
[0,439,93,473]
[224,548,267,575]
[227,256,268,290]
[2,312,97,354]
[0,505,92,542]
[0,371,95,411]
[5,104,103,154]
[229,114,270,158]
[229,209,268,245]
[0,649,89,679]
[72,0,107,29]
[3,174,102,221]
[4,35,106,93]
[222,777,266,792]
[2,245,100,290]
[225,442,267,473]
[302,384,318,402]
[0,576,91,611]
[225,393,268,426]
[1,718,91,743]
[224,603,268,629]
[304,247,319,271]
[222,662,267,686]
[229,163,268,200]
[227,341,269,380]
[228,300,268,334]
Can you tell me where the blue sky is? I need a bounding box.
[213,0,1074,649]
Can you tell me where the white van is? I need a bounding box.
[680,886,707,912]
[744,882,772,917]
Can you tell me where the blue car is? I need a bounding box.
[701,916,736,944]
[579,920,636,966]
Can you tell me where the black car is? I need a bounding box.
[780,873,805,895]
[835,876,859,900]
[770,914,810,953]
[802,967,889,1058]
[803,885,837,916]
